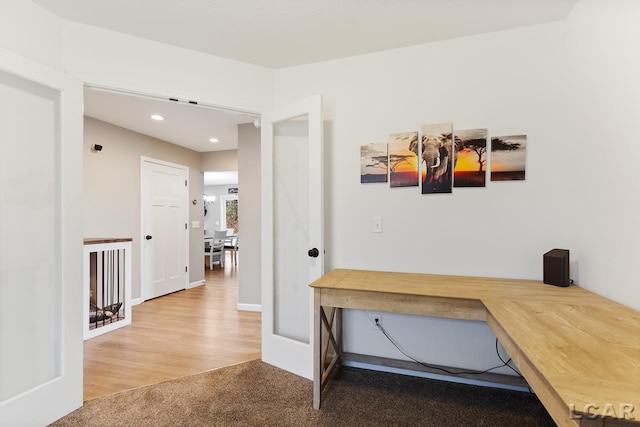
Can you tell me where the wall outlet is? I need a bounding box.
[370,313,382,330]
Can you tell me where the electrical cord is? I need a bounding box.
[494,338,523,378]
[493,338,531,392]
[373,317,525,380]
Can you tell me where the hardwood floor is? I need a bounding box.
[83,255,261,401]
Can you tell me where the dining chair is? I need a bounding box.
[204,240,222,270]
[225,234,238,265]
[205,230,227,270]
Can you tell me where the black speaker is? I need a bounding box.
[543,249,570,287]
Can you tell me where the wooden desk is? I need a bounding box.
[310,269,640,426]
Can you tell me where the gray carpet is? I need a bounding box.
[52,359,555,426]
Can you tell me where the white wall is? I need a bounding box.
[61,21,273,115]
[201,149,238,172]
[274,22,571,372]
[237,123,262,308]
[188,169,205,286]
[0,0,62,68]
[566,0,640,310]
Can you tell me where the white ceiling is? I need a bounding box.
[84,87,256,153]
[33,0,578,69]
[204,171,238,187]
[45,0,578,181]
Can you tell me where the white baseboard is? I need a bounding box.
[131,298,142,306]
[187,280,205,289]
[237,303,262,312]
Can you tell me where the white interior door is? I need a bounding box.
[0,49,83,424]
[141,158,188,300]
[261,95,323,379]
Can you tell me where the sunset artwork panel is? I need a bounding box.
[421,122,453,194]
[490,135,527,181]
[389,132,419,187]
[454,128,488,188]
[360,142,388,183]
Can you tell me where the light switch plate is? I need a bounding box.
[373,216,382,233]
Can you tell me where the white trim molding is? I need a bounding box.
[237,303,262,312]
[187,280,206,289]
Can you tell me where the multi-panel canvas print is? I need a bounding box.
[389,132,419,187]
[421,123,453,194]
[360,142,389,183]
[454,128,488,188]
[360,124,527,191]
[490,135,527,181]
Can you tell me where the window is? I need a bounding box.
[220,194,238,233]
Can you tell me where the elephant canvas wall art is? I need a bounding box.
[421,123,453,194]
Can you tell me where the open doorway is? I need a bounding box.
[82,85,259,399]
[83,85,256,295]
[204,170,240,269]
[204,170,239,236]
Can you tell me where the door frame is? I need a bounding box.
[140,156,190,301]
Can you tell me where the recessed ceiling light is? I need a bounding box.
[209,138,219,143]
[150,114,165,121]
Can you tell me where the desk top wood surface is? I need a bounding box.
[310,269,604,304]
[311,269,640,425]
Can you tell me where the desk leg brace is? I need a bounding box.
[313,294,342,409]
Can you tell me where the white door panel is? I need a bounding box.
[261,95,323,380]
[0,48,83,425]
[164,206,182,279]
[273,116,311,344]
[142,159,188,300]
